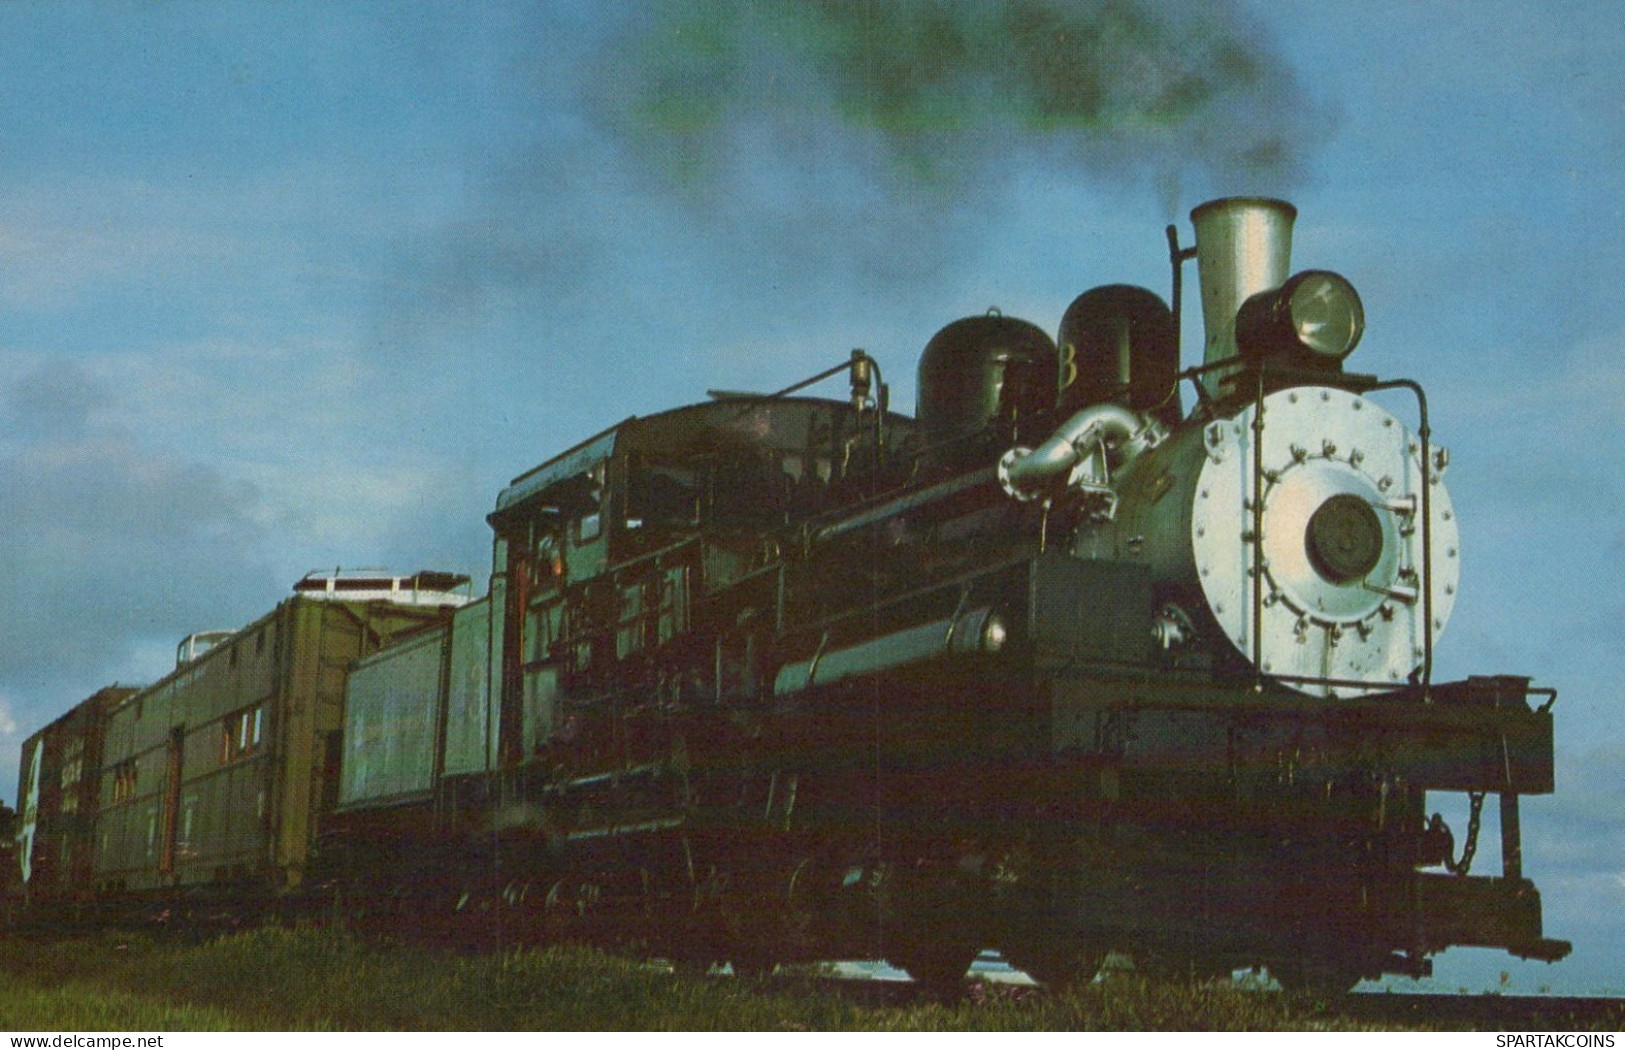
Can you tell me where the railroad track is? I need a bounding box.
[1335,993,1625,1032]
[744,959,1625,1030]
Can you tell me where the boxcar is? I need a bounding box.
[16,571,470,914]
[16,685,139,909]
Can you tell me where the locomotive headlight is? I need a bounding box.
[1236,269,1365,367]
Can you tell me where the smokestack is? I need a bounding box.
[1190,197,1297,395]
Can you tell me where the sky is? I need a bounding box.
[0,0,1620,995]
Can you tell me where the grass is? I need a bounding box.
[0,925,1541,1031]
[0,982,235,1031]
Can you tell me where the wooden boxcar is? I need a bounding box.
[16,571,470,912]
[16,685,139,909]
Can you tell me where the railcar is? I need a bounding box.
[315,198,1569,992]
[14,570,470,922]
[17,685,137,913]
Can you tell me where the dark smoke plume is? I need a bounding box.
[590,0,1330,207]
[384,1,1333,374]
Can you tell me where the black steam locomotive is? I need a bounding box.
[17,198,1569,994]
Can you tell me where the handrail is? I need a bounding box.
[721,349,889,457]
[1235,365,1434,698]
[1360,377,1433,697]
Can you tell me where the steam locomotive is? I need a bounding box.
[16,198,1569,994]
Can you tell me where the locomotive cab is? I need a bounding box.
[485,397,919,765]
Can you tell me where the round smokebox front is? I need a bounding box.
[1189,386,1459,696]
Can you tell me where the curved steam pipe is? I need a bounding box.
[997,403,1159,504]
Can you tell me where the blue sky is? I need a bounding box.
[0,1,1619,994]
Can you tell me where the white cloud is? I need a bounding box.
[0,693,19,741]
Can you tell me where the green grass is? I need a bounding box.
[0,982,235,1031]
[0,926,1422,1031]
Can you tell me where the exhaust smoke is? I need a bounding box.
[591,1,1333,210]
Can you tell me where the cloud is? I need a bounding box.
[1,358,106,442]
[0,447,269,681]
[0,335,504,796]
[1523,742,1625,877]
[0,180,251,315]
[0,360,278,699]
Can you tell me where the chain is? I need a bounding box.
[1444,792,1485,876]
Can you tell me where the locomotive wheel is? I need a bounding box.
[666,893,725,978]
[1119,949,1237,988]
[1003,939,1107,991]
[889,936,980,999]
[543,872,603,945]
[879,866,984,999]
[468,879,547,950]
[890,884,975,1001]
[1270,955,1363,998]
[713,867,780,980]
[727,947,778,981]
[1270,921,1377,997]
[444,884,493,950]
[722,853,825,977]
[992,874,1105,990]
[722,911,781,980]
[1099,932,1237,987]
